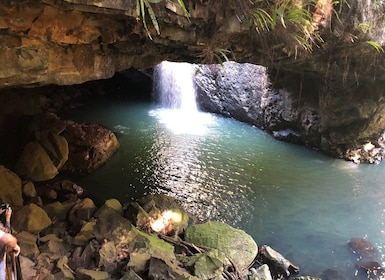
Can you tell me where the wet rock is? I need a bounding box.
[185,221,258,274]
[13,203,52,233]
[258,245,299,277]
[348,237,377,260]
[356,261,385,279]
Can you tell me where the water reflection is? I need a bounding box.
[147,108,256,225]
[63,98,385,279]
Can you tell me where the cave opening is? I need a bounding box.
[1,62,385,280]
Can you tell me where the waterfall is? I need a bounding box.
[154,61,198,112]
[151,61,215,135]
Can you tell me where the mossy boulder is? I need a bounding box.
[185,221,258,274]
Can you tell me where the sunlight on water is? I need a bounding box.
[62,98,385,279]
[60,58,385,280]
[149,108,216,135]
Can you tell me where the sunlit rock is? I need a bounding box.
[132,194,190,237]
[258,245,300,277]
[185,221,258,274]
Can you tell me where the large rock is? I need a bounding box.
[13,203,52,233]
[61,122,120,174]
[195,61,385,163]
[15,141,60,181]
[185,221,258,274]
[0,165,23,208]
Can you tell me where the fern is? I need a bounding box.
[136,0,189,39]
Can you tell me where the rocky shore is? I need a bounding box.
[1,166,314,280]
[0,79,382,280]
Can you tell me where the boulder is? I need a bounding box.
[348,237,377,260]
[22,181,37,199]
[61,122,120,174]
[13,203,52,233]
[14,141,59,181]
[16,231,40,259]
[94,198,123,218]
[179,249,230,279]
[185,221,258,274]
[133,194,190,236]
[0,165,23,208]
[76,268,109,280]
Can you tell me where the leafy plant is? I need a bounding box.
[199,47,233,64]
[366,40,384,53]
[251,0,322,52]
[136,0,190,39]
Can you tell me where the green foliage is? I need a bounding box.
[136,0,189,39]
[251,0,321,52]
[366,40,384,53]
[199,47,232,64]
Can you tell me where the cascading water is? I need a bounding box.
[151,61,214,134]
[154,61,198,112]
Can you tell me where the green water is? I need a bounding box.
[62,96,385,279]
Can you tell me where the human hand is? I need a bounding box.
[11,244,20,257]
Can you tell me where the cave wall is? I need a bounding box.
[2,0,385,163]
[195,62,385,163]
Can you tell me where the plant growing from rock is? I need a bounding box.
[136,0,190,39]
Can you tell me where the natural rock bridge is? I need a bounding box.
[2,0,385,163]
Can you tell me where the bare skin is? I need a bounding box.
[0,207,20,256]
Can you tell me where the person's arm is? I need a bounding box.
[0,207,12,232]
[0,230,20,256]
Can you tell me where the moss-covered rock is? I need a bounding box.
[185,221,258,274]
